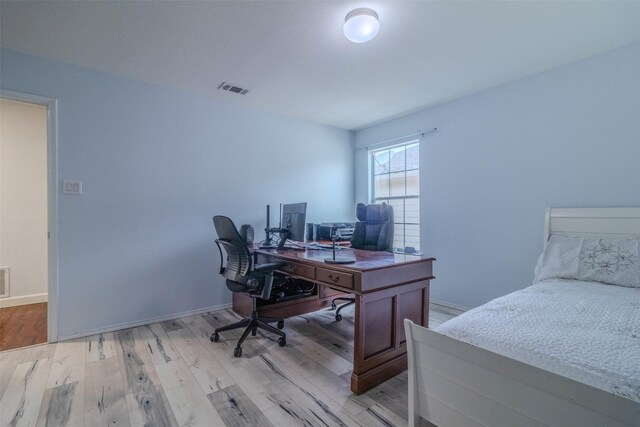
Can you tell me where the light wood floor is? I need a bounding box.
[0,303,457,427]
[0,302,48,351]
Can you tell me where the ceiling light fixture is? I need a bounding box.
[343,8,379,43]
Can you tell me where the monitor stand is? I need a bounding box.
[260,228,292,250]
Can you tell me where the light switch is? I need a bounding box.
[63,180,82,195]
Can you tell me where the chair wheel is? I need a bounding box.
[278,337,286,347]
[331,302,337,310]
[210,333,219,342]
[276,320,284,330]
[233,347,242,357]
[335,314,342,322]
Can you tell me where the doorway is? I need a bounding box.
[0,91,58,349]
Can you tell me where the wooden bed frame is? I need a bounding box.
[405,207,640,427]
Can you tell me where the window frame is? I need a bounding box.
[369,139,420,254]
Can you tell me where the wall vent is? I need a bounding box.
[0,267,9,298]
[217,82,250,95]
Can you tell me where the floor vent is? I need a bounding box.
[217,82,250,95]
[0,267,8,298]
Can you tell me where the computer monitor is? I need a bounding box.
[281,202,307,243]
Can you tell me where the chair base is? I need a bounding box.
[210,310,286,357]
[331,297,355,321]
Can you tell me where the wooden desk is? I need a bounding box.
[233,246,435,394]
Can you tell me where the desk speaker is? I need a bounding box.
[239,224,254,245]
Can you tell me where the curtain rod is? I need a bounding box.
[357,127,437,150]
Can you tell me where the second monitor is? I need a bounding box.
[281,202,307,243]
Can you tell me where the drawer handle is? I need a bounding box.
[328,274,341,283]
[287,264,297,272]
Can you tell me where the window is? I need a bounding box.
[371,141,420,253]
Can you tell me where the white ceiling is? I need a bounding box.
[1,1,639,130]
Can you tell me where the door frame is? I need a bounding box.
[1,89,59,343]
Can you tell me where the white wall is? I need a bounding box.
[0,49,354,338]
[355,43,640,309]
[0,99,48,303]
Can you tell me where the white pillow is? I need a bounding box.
[534,235,640,288]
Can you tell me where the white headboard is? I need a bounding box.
[543,207,640,245]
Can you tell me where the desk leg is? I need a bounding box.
[350,280,429,394]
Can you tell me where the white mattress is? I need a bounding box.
[436,279,640,402]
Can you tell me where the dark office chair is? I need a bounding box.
[210,215,286,357]
[331,203,394,321]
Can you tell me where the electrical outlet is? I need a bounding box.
[63,180,82,195]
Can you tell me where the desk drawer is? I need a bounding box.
[316,268,353,289]
[280,263,315,280]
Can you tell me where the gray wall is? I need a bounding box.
[1,49,354,339]
[355,43,640,309]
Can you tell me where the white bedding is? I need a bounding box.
[436,279,640,402]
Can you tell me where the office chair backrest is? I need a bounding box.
[213,216,252,285]
[350,203,394,252]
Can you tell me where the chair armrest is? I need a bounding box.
[254,262,284,272]
[254,263,285,300]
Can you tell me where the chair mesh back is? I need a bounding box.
[213,216,252,283]
[217,240,250,278]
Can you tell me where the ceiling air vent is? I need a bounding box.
[217,82,249,95]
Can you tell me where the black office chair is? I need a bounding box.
[210,215,286,357]
[331,203,394,321]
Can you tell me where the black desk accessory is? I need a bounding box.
[324,233,355,264]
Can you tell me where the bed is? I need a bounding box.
[404,207,640,427]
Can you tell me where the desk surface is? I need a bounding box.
[255,246,434,272]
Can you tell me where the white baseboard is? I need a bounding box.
[57,302,233,342]
[0,293,48,308]
[430,298,469,315]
